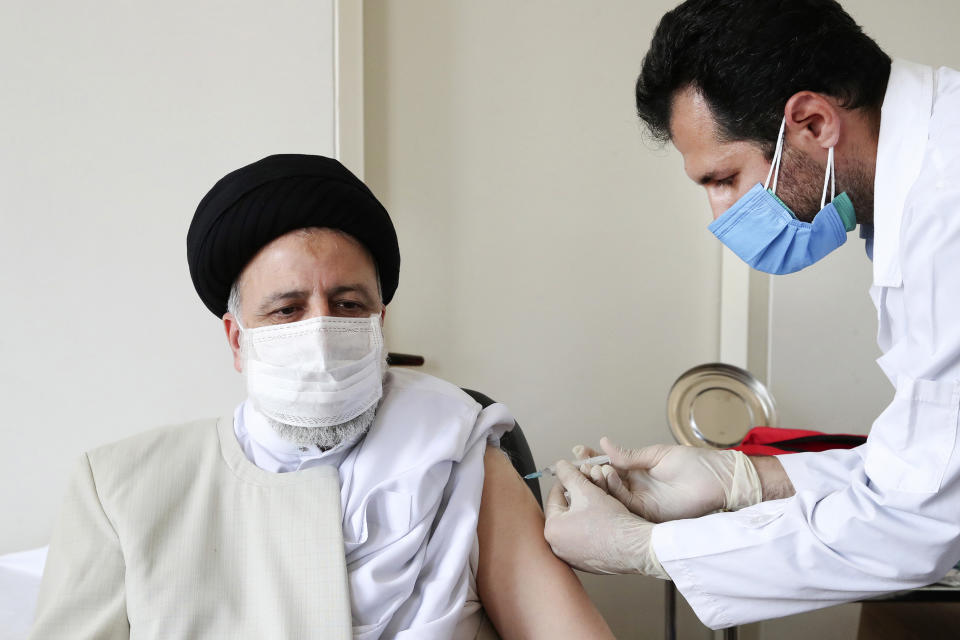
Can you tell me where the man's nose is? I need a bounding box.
[305,299,333,318]
[709,196,730,220]
[709,190,746,220]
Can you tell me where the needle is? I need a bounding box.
[524,454,611,480]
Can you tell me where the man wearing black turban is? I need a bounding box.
[30,155,613,639]
[187,154,401,318]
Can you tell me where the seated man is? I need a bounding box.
[29,155,613,640]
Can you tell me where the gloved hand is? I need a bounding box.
[574,438,762,523]
[544,460,669,579]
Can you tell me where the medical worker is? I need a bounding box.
[544,0,960,630]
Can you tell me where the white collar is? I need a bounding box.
[234,399,362,473]
[872,59,935,287]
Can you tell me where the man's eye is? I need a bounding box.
[337,301,363,311]
[715,176,735,187]
[274,306,299,316]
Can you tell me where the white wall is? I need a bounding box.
[0,0,338,552]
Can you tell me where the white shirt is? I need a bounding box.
[234,397,362,473]
[652,60,960,629]
[234,368,513,639]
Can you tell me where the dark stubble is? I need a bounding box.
[775,143,874,224]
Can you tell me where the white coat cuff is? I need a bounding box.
[651,521,734,630]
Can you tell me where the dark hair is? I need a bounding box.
[635,0,891,155]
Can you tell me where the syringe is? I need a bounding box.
[524,454,611,480]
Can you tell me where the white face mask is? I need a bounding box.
[239,314,385,428]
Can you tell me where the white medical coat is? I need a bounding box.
[651,59,960,629]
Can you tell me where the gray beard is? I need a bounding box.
[268,402,379,450]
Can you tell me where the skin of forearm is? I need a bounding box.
[750,455,796,501]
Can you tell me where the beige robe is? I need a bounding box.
[30,417,352,639]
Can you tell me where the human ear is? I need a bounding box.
[223,312,244,373]
[783,91,841,152]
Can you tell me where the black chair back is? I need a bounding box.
[461,388,542,507]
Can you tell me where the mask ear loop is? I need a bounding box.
[765,118,786,194]
[820,146,835,209]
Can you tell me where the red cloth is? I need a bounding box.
[730,426,867,456]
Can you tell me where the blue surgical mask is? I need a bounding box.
[708,119,856,275]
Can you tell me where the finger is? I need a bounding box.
[600,437,668,471]
[604,466,655,521]
[544,479,569,520]
[589,464,608,492]
[604,465,628,501]
[573,444,600,459]
[604,465,633,509]
[553,460,604,504]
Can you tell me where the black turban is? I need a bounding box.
[187,154,400,317]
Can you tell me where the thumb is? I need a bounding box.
[553,460,604,504]
[544,479,569,520]
[600,437,666,471]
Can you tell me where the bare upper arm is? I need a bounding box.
[476,446,613,640]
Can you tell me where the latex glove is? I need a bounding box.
[574,438,762,523]
[544,460,669,579]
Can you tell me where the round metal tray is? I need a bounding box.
[666,363,778,448]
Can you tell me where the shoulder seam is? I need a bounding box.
[83,452,124,547]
